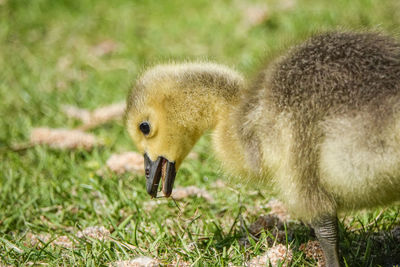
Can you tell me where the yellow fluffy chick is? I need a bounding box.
[126,32,400,267]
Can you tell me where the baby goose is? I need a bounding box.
[126,32,400,267]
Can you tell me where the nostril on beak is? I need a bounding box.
[145,168,150,178]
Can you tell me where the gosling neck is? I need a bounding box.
[162,63,251,178]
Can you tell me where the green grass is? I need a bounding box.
[1,0,400,266]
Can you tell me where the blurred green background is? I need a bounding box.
[1,0,400,266]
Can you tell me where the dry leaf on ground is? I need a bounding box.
[242,4,269,27]
[62,105,91,124]
[211,179,226,189]
[166,259,191,267]
[299,240,326,267]
[104,151,144,175]
[26,226,110,249]
[171,186,213,201]
[248,215,284,236]
[77,226,110,240]
[30,127,100,150]
[113,257,159,267]
[25,232,74,248]
[62,102,126,130]
[91,40,118,57]
[25,232,49,247]
[239,0,297,30]
[242,214,286,247]
[51,235,74,248]
[89,102,126,124]
[279,0,297,10]
[248,244,293,267]
[112,257,190,267]
[187,152,199,160]
[266,244,293,267]
[265,198,290,221]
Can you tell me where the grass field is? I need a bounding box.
[1,0,400,266]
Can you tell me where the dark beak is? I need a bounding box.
[144,153,176,198]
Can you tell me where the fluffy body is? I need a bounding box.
[236,32,400,220]
[126,32,400,222]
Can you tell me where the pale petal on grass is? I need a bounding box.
[113,256,159,267]
[171,186,213,201]
[30,127,100,150]
[248,244,292,267]
[299,240,326,267]
[265,198,290,221]
[105,151,144,175]
[76,226,110,241]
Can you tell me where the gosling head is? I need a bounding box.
[126,63,241,197]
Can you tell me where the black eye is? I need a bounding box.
[139,121,151,135]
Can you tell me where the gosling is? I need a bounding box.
[125,32,400,267]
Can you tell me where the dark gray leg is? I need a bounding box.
[312,215,341,267]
